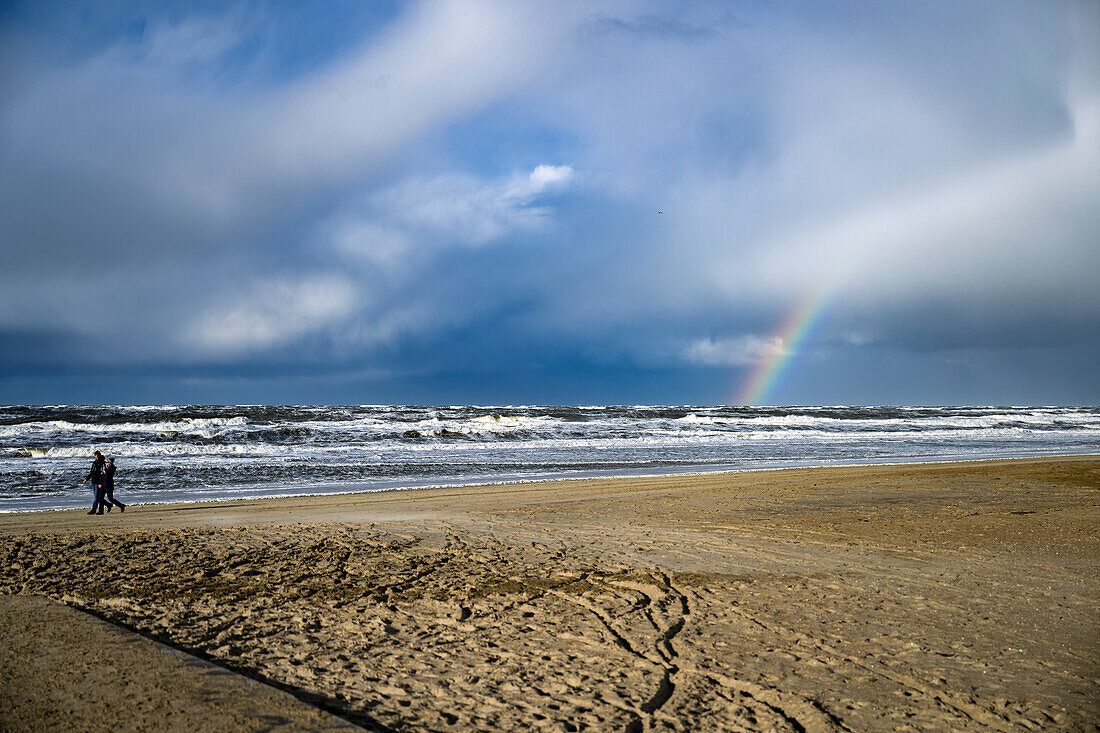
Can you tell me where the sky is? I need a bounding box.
[1,0,1097,406]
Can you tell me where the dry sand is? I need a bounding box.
[1,456,1097,731]
[0,594,356,731]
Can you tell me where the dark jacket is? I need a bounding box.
[85,456,105,483]
[102,463,115,489]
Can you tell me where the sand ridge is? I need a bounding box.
[1,456,1097,731]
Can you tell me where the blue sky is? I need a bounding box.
[1,0,1097,405]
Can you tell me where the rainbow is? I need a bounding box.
[735,285,836,406]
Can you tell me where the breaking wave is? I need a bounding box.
[1,404,1097,511]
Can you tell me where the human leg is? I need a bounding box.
[104,485,125,511]
[92,485,107,514]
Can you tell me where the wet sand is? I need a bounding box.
[1,456,1097,731]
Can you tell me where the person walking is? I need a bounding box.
[83,450,105,515]
[99,456,125,513]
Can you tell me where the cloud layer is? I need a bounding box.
[1,0,1097,403]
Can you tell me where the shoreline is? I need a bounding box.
[2,455,1097,730]
[6,450,1098,516]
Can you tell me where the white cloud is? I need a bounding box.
[682,335,787,367]
[2,0,579,229]
[534,1,1099,345]
[3,0,1097,379]
[839,332,876,347]
[248,1,572,198]
[332,164,574,262]
[183,275,358,357]
[327,220,415,274]
[314,163,575,351]
[0,0,583,358]
[742,89,1100,312]
[526,164,573,192]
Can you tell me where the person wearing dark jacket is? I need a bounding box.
[98,457,125,513]
[83,451,105,515]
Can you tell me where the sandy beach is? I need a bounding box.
[1,456,1097,731]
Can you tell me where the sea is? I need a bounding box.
[1,405,1097,512]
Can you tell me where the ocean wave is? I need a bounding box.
[4,442,291,460]
[2,405,1097,505]
[5,424,1097,460]
[0,416,252,439]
